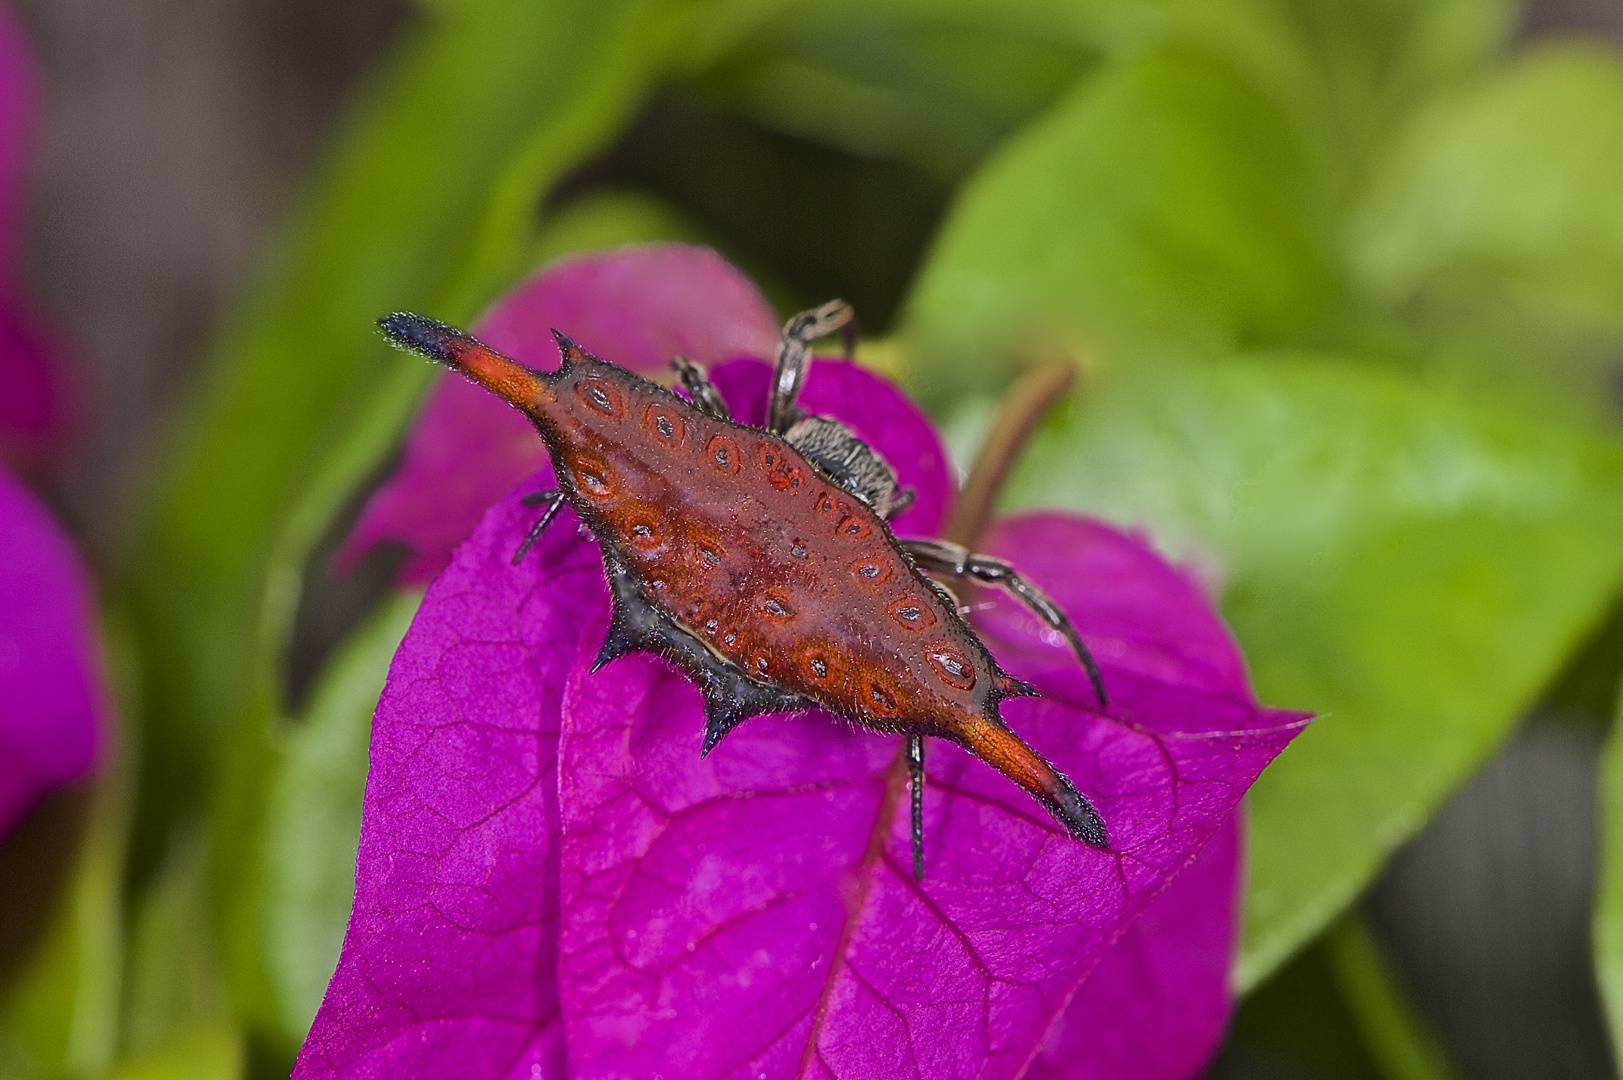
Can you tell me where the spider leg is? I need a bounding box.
[768,299,854,434]
[885,486,917,520]
[512,490,565,565]
[899,539,1108,707]
[966,555,1107,707]
[908,734,926,880]
[899,538,969,576]
[670,355,732,421]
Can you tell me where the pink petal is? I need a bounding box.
[339,245,780,584]
[554,512,1304,1078]
[0,467,106,835]
[296,485,602,1080]
[708,358,953,538]
[1027,814,1240,1080]
[473,244,779,373]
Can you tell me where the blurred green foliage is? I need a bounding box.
[8,0,1623,1076]
[910,44,1340,388]
[1350,42,1623,421]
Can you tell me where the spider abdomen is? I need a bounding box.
[537,348,1006,734]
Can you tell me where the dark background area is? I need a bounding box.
[9,2,1623,1077]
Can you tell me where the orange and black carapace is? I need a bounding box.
[378,302,1109,877]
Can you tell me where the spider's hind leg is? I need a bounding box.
[512,490,565,565]
[901,539,1108,708]
[965,554,1108,708]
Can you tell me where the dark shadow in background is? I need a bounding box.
[1369,717,1614,1080]
[0,789,90,989]
[552,90,952,332]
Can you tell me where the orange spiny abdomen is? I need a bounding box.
[535,352,998,736]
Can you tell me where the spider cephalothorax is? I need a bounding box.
[379,301,1109,876]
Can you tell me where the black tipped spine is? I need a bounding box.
[378,312,475,366]
[1050,781,1109,849]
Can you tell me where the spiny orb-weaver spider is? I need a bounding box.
[379,301,1109,877]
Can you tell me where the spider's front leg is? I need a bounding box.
[512,489,565,565]
[767,299,853,434]
[885,487,916,520]
[908,734,925,880]
[902,539,1108,708]
[670,355,732,421]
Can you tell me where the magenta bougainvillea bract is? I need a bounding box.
[305,246,1306,1079]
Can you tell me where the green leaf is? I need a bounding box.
[263,593,418,1039]
[105,1025,242,1080]
[1163,0,1515,173]
[123,0,679,866]
[121,834,230,1059]
[1591,673,1623,1063]
[1348,42,1623,421]
[889,0,1522,399]
[696,0,1515,186]
[694,0,1106,180]
[903,45,1337,402]
[993,353,1623,988]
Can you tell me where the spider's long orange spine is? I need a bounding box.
[379,313,556,416]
